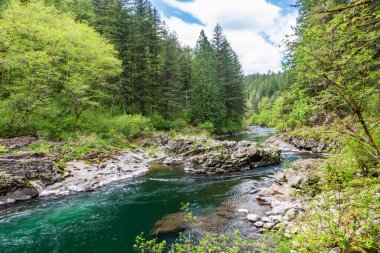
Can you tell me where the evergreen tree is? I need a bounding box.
[212,24,245,129]
[190,30,225,128]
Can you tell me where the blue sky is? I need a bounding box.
[149,0,298,74]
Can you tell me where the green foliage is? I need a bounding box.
[290,154,380,252]
[198,121,215,134]
[0,145,8,153]
[108,114,152,138]
[287,0,380,160]
[0,0,121,137]
[245,73,296,131]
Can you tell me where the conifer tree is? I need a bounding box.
[212,24,245,129]
[190,30,225,128]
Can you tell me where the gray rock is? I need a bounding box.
[323,247,341,253]
[274,172,285,184]
[162,157,184,165]
[167,137,282,175]
[274,223,287,231]
[262,216,271,222]
[247,214,260,222]
[254,221,264,227]
[285,208,297,220]
[237,209,249,214]
[263,222,275,229]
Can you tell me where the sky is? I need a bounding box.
[149,0,298,74]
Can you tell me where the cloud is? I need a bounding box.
[160,0,297,74]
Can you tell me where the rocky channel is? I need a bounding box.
[156,137,281,174]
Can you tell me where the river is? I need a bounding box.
[0,127,310,253]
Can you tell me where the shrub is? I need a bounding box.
[150,113,171,131]
[0,146,8,153]
[198,121,215,134]
[170,118,188,131]
[108,114,152,138]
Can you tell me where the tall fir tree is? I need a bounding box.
[190,30,225,127]
[212,24,245,129]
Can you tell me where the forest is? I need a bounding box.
[0,0,379,252]
[0,0,245,142]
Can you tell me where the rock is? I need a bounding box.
[246,232,256,239]
[254,221,264,227]
[284,169,308,188]
[247,214,260,222]
[0,153,60,205]
[292,159,321,171]
[285,224,299,234]
[323,247,341,253]
[274,172,286,184]
[238,209,249,214]
[256,196,271,205]
[162,157,184,166]
[153,212,188,234]
[270,215,283,222]
[0,136,36,151]
[285,208,297,220]
[263,222,274,229]
[274,223,287,231]
[284,134,337,153]
[249,189,259,194]
[163,137,281,175]
[262,216,271,222]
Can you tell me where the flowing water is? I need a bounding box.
[0,127,310,253]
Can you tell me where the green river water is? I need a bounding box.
[0,127,306,253]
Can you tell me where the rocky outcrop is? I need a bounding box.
[0,153,60,204]
[266,130,339,154]
[0,136,36,151]
[41,152,149,196]
[285,135,335,153]
[158,137,281,175]
[0,136,151,205]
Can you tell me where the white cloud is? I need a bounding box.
[161,0,297,74]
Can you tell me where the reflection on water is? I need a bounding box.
[0,127,304,253]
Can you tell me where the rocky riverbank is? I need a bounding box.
[0,137,150,205]
[266,127,341,154]
[0,133,282,206]
[238,158,322,235]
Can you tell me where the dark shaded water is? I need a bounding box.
[0,127,304,253]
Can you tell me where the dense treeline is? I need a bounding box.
[0,0,245,140]
[245,71,293,129]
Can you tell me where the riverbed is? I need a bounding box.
[0,127,310,253]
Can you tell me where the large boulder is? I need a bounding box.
[153,212,188,235]
[0,153,61,205]
[184,141,281,175]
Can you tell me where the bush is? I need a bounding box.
[198,121,215,133]
[170,118,188,131]
[150,113,171,131]
[108,114,152,138]
[0,146,8,153]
